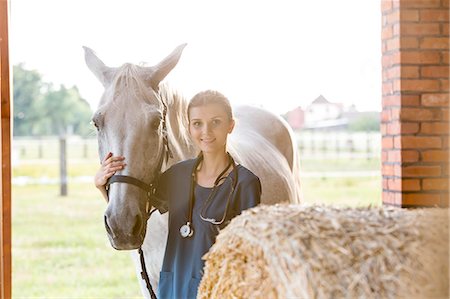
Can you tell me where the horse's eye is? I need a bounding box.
[91,120,99,130]
[92,112,103,131]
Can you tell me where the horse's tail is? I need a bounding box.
[290,137,303,204]
[285,120,302,204]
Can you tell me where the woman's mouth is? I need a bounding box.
[201,138,215,144]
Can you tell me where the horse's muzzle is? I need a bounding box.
[104,212,147,250]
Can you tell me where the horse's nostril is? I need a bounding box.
[104,215,113,237]
[132,215,142,237]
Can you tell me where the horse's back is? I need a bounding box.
[233,105,295,169]
[229,105,301,205]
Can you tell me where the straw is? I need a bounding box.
[198,204,449,299]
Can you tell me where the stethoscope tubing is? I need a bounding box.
[180,153,238,238]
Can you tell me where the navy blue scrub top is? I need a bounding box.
[153,158,261,299]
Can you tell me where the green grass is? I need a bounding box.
[13,159,99,178]
[299,157,380,172]
[12,183,142,298]
[301,176,382,207]
[11,178,381,298]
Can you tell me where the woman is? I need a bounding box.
[95,90,261,299]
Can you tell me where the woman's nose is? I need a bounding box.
[202,123,212,134]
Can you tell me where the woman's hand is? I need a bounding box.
[94,152,126,189]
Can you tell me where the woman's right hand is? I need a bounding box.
[94,152,126,189]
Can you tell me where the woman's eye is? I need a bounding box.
[212,119,221,126]
[151,119,161,130]
[192,121,201,127]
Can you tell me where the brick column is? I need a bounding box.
[381,0,449,207]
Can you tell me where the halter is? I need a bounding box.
[104,98,172,299]
[105,98,172,211]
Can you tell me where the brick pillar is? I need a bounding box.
[381,0,449,207]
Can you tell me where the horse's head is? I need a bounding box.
[84,44,186,250]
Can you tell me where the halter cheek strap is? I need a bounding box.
[161,98,173,161]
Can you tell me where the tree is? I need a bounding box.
[13,63,46,135]
[38,84,93,136]
[13,64,93,136]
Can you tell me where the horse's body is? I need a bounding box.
[84,44,301,297]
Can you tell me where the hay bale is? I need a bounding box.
[198,204,449,299]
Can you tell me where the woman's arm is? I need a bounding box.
[94,152,126,202]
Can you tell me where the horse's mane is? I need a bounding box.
[158,83,196,161]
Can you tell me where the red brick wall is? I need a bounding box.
[381,0,449,207]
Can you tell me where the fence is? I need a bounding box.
[295,131,381,160]
[12,134,381,187]
[13,132,381,164]
[12,137,99,192]
[13,136,98,164]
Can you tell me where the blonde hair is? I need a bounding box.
[187,90,233,120]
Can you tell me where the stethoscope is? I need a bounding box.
[179,152,238,238]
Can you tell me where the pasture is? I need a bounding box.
[11,137,381,297]
[12,183,142,298]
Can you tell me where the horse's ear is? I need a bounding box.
[83,46,115,87]
[148,43,187,90]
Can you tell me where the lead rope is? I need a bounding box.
[139,247,157,299]
[137,97,172,299]
[139,208,158,299]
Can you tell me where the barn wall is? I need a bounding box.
[381,0,449,207]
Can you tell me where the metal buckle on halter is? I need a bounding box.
[145,184,157,214]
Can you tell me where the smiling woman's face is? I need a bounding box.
[188,103,235,154]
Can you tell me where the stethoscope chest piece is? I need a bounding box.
[180,222,194,238]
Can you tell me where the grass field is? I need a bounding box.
[12,178,381,298]
[12,183,142,298]
[11,141,382,297]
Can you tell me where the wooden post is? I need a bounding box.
[335,132,340,158]
[83,139,88,159]
[38,139,43,159]
[59,136,67,196]
[0,0,12,297]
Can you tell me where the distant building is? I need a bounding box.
[285,106,304,130]
[284,95,380,131]
[284,95,381,131]
[304,95,343,125]
[284,95,344,130]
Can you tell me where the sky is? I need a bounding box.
[9,0,382,115]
